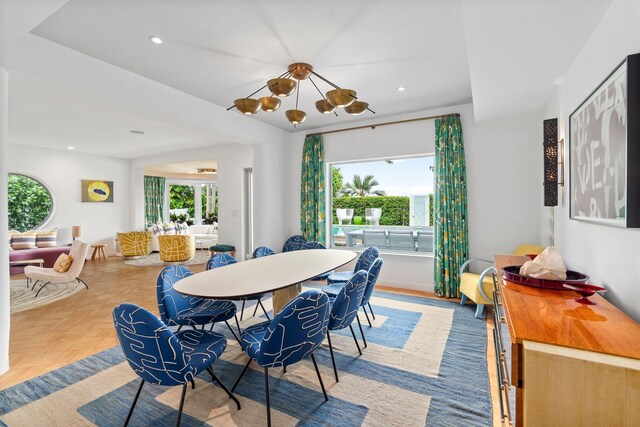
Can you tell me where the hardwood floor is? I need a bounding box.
[1,258,501,425]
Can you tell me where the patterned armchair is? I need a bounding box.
[231,290,331,426]
[112,303,239,426]
[117,231,152,259]
[326,270,368,382]
[158,234,195,263]
[282,235,307,252]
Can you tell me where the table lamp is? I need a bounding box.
[72,225,83,241]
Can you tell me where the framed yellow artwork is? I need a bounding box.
[81,179,114,203]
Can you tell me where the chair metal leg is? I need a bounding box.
[258,299,271,321]
[362,306,372,327]
[123,379,145,427]
[367,302,376,320]
[206,366,241,410]
[177,325,183,332]
[175,382,188,427]
[77,277,89,289]
[474,304,486,319]
[240,300,246,321]
[460,294,468,305]
[349,324,363,355]
[225,320,241,344]
[190,379,196,389]
[310,353,328,402]
[283,365,287,374]
[34,282,52,298]
[231,358,252,392]
[355,316,368,348]
[264,367,271,427]
[326,331,339,382]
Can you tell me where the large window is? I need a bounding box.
[330,156,434,254]
[167,181,218,225]
[8,173,54,231]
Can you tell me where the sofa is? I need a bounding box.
[10,246,71,275]
[148,223,218,252]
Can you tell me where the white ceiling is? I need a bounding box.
[31,0,472,131]
[0,0,614,158]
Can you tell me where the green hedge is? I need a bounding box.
[332,196,410,226]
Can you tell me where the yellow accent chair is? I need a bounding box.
[158,235,195,264]
[117,231,152,259]
[459,244,544,319]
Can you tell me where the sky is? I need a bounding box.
[334,156,434,196]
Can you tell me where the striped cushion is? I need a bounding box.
[162,222,176,235]
[10,231,37,250]
[36,230,58,248]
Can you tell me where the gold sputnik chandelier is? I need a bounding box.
[228,63,375,126]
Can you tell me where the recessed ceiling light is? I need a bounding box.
[129,130,145,135]
[67,146,75,150]
[397,86,406,92]
[197,168,217,174]
[148,36,163,44]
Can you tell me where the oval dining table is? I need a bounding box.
[174,249,357,315]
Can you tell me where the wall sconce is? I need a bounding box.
[543,118,558,206]
[557,138,565,186]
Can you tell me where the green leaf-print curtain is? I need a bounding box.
[434,114,469,298]
[144,175,165,227]
[300,134,326,242]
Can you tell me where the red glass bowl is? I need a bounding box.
[502,265,589,289]
[563,283,607,305]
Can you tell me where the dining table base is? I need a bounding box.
[272,284,302,316]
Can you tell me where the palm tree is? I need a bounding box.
[338,174,386,197]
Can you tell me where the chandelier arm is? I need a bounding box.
[309,70,341,90]
[295,77,300,110]
[226,70,291,110]
[309,76,338,117]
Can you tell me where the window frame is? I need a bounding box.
[8,172,56,231]
[326,153,435,257]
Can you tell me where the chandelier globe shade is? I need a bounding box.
[259,96,281,112]
[344,101,369,115]
[315,99,336,114]
[268,78,297,97]
[285,109,307,125]
[326,89,357,107]
[234,98,261,115]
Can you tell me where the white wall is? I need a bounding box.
[289,103,542,291]
[8,144,132,255]
[544,0,640,321]
[1,68,10,375]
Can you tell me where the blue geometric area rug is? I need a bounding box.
[0,290,492,426]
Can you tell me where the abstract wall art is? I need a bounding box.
[82,179,114,203]
[569,53,640,228]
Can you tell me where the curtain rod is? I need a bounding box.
[305,113,460,137]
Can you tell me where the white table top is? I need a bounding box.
[174,249,357,299]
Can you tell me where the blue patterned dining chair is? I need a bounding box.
[231,290,331,427]
[113,303,240,427]
[326,270,368,382]
[324,257,384,348]
[157,265,240,343]
[326,246,379,285]
[282,235,307,252]
[207,253,271,322]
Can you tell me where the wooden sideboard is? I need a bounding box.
[495,279,640,426]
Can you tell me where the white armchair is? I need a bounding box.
[24,239,90,297]
[365,208,382,226]
[336,208,354,225]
